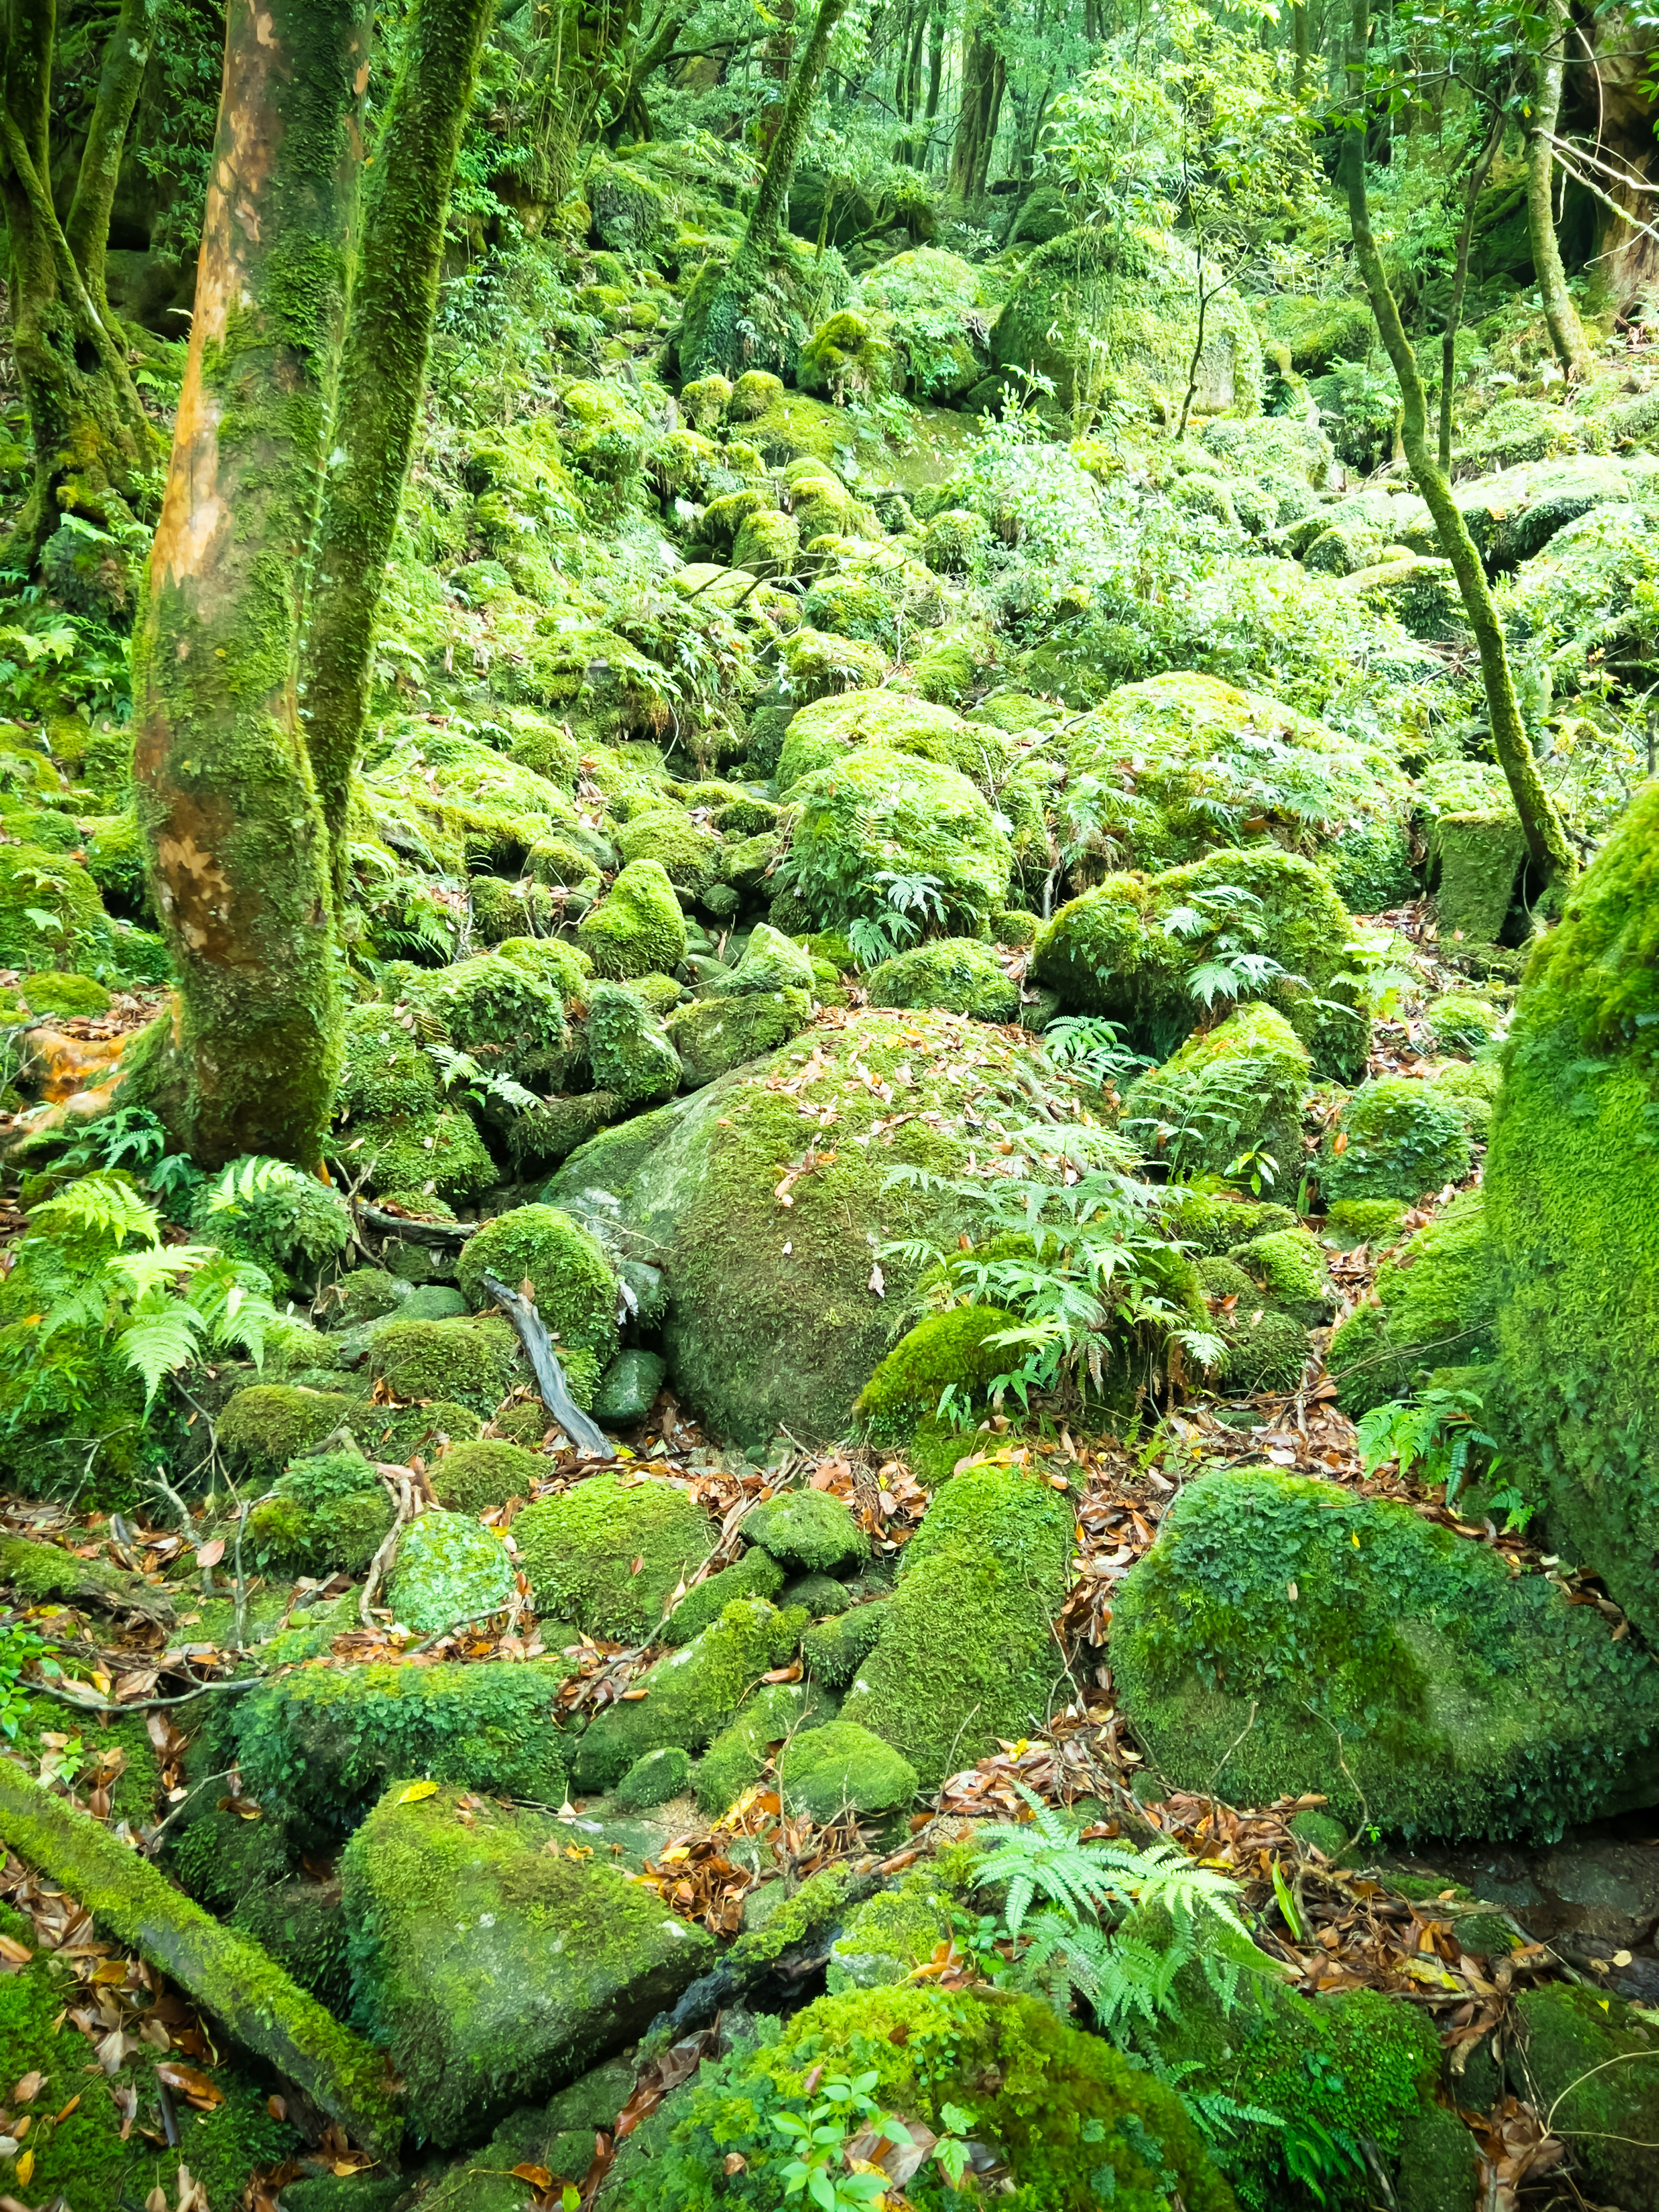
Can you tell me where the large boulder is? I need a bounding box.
[1486,783,1659,1640]
[343,1783,714,2148]
[1112,1467,1659,1842]
[992,226,1260,419]
[544,1010,1059,1445]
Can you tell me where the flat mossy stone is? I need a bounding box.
[397,1284,468,1321]
[386,1512,517,1634]
[573,1597,804,1789]
[342,1784,715,2148]
[741,1487,865,1576]
[426,1437,545,1514]
[512,1471,712,1643]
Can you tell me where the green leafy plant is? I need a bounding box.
[427,1041,542,1115]
[770,2071,912,2211]
[1356,1385,1504,1511]
[0,1624,62,1741]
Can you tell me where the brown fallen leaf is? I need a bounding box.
[195,1539,225,1569]
[156,2062,224,2110]
[8,2076,41,2107]
[0,1940,31,1968]
[511,2166,552,2188]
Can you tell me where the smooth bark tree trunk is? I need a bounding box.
[1344,0,1575,891]
[298,0,494,884]
[132,0,372,1166]
[1526,0,1594,379]
[0,0,162,585]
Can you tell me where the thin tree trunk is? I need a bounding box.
[1440,111,1503,471]
[737,0,849,260]
[1527,0,1594,379]
[132,0,373,1167]
[949,7,999,201]
[0,0,162,585]
[64,0,153,321]
[1344,0,1575,890]
[298,0,494,885]
[1291,0,1309,96]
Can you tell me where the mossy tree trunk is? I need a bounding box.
[134,0,486,1167]
[1526,0,1594,380]
[681,0,850,378]
[1343,0,1575,893]
[297,0,494,883]
[948,1,1007,204]
[1440,109,1503,471]
[0,0,164,590]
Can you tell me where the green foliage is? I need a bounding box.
[1356,1386,1510,1516]
[1124,1001,1310,1192]
[247,1449,394,1577]
[192,1153,352,1285]
[1321,1078,1473,1205]
[1327,1189,1498,1414]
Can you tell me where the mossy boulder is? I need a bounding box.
[371,1316,519,1415]
[1486,782,1659,1643]
[1425,991,1504,1055]
[605,1982,1234,2212]
[343,1784,714,2148]
[778,1719,916,1824]
[825,1869,957,1993]
[217,1385,365,1479]
[1322,1075,1473,1204]
[421,949,580,1088]
[802,1600,890,1688]
[742,1487,865,1576]
[693,1680,832,1815]
[776,686,1001,795]
[664,987,812,1088]
[456,1204,618,1363]
[386,1511,517,1634]
[355,1106,496,1201]
[0,844,115,972]
[245,1449,394,1577]
[662,1546,785,1646]
[855,1305,1022,1445]
[587,979,683,1106]
[701,919,815,996]
[1123,1000,1311,1185]
[840,1460,1072,1788]
[512,1471,712,1643]
[573,1597,803,1788]
[614,1745,693,1812]
[333,1009,439,1129]
[1327,1189,1498,1414]
[427,1438,545,1514]
[577,858,688,980]
[1112,1467,1659,1842]
[543,1011,1062,1446]
[615,807,723,899]
[1033,845,1364,1078]
[229,1659,570,1837]
[865,936,1019,1022]
[1506,1984,1659,2210]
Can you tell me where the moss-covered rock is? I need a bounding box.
[839,1460,1071,1788]
[1328,1189,1498,1414]
[427,1437,545,1514]
[802,1599,890,1688]
[455,1203,618,1362]
[512,1470,712,1642]
[371,1316,519,1415]
[577,858,688,980]
[742,1487,865,1576]
[1506,1984,1659,2209]
[615,807,723,899]
[217,1384,364,1479]
[1486,782,1659,1642]
[1426,991,1504,1056]
[230,1659,570,1837]
[354,1105,497,1201]
[606,1982,1233,2212]
[855,1305,1022,1445]
[586,979,683,1106]
[543,1011,1065,1446]
[386,1511,517,1634]
[662,1546,785,1646]
[614,1744,693,1812]
[343,1784,714,2148]
[245,1449,394,1577]
[1112,1466,1659,1842]
[573,1597,803,1788]
[1033,846,1364,1077]
[778,1719,916,1824]
[701,919,816,996]
[865,936,1019,1022]
[664,987,811,1088]
[824,1869,957,1993]
[1123,1000,1312,1185]
[693,1681,831,1815]
[776,686,1001,795]
[1231,1225,1327,1307]
[1322,1075,1473,1204]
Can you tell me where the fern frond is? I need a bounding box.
[116,1308,203,1405]
[30,1173,161,1252]
[207,1154,310,1215]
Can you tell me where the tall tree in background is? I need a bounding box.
[1342,0,1573,891]
[132,0,492,1166]
[949,0,1007,201]
[1525,0,1593,378]
[0,0,165,607]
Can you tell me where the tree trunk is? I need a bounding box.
[737,0,849,261]
[1344,0,1575,891]
[1440,111,1503,471]
[1527,0,1594,379]
[297,0,494,885]
[64,0,153,321]
[0,0,162,592]
[534,0,647,206]
[131,0,373,1167]
[949,5,1004,203]
[1582,7,1659,309]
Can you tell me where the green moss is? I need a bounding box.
[777,688,1005,799]
[371,1316,519,1414]
[337,1000,438,1122]
[455,1203,618,1364]
[665,990,812,1088]
[1324,1197,1408,1248]
[694,1681,831,1815]
[427,1437,545,1514]
[613,1983,1234,2212]
[0,844,116,973]
[385,1511,516,1634]
[866,937,1019,1023]
[1124,1001,1312,1183]
[855,1307,1021,1446]
[1112,1466,1659,1842]
[802,1599,890,1689]
[1231,1226,1326,1306]
[617,808,724,899]
[232,1875,349,2012]
[513,1471,712,1641]
[1322,1076,1473,1204]
[780,746,1011,939]
[741,1487,866,1576]
[362,1397,483,1461]
[840,1461,1071,1788]
[217,1385,364,1478]
[1426,991,1504,1055]
[587,979,684,1105]
[615,1744,694,1811]
[778,1719,916,1824]
[1220,1306,1310,1393]
[578,858,689,980]
[1162,1187,1298,1255]
[354,1105,496,1201]
[342,1784,714,2148]
[1430,810,1527,944]
[573,1597,803,1788]
[246,1449,394,1576]
[168,1802,297,1913]
[230,1659,570,1837]
[779,624,886,702]
[1508,1985,1659,2210]
[664,1546,786,1646]
[823,1876,954,1994]
[19,968,111,1017]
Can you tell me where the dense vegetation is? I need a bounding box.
[2,0,1659,2206]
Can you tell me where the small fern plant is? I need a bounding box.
[21,1172,282,1406]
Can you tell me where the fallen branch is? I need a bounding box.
[360,1468,418,1629]
[355,1200,470,1247]
[0,1759,401,2160]
[481,1270,611,1458]
[0,1531,175,1627]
